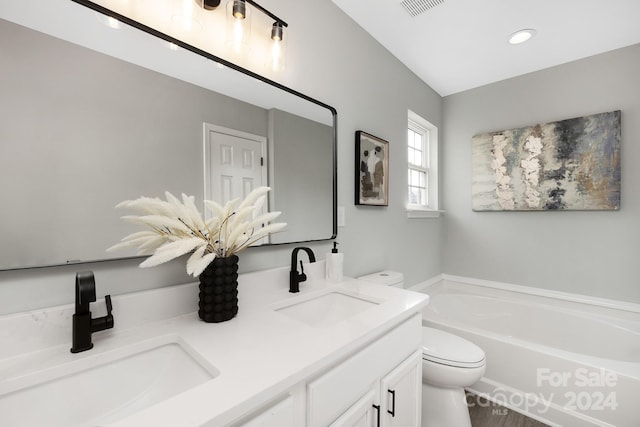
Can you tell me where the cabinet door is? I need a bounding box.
[330,389,378,427]
[307,315,421,427]
[380,350,422,427]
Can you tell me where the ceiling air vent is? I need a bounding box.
[400,0,445,17]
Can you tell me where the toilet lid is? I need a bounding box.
[421,327,486,368]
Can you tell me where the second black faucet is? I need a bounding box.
[289,247,316,293]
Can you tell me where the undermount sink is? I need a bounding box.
[0,335,218,427]
[275,290,380,327]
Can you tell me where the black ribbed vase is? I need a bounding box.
[198,255,239,323]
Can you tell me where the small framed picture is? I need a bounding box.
[355,131,389,206]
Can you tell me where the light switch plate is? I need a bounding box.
[337,206,345,227]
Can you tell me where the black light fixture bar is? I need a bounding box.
[68,0,327,110]
[244,0,288,27]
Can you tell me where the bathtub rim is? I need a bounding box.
[414,276,640,378]
[410,274,640,314]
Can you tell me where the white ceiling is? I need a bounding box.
[332,0,640,96]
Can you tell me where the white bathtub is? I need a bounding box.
[416,277,640,427]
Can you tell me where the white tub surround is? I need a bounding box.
[415,277,640,427]
[0,262,428,427]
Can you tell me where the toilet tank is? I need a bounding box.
[356,270,404,288]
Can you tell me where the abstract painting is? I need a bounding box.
[472,111,621,211]
[355,131,389,206]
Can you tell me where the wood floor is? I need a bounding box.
[468,394,550,427]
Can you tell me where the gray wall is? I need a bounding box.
[0,0,443,314]
[442,44,640,303]
[277,0,443,286]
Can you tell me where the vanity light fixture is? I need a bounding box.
[200,0,222,10]
[78,0,289,72]
[232,0,247,19]
[218,0,288,69]
[271,21,284,41]
[509,28,536,45]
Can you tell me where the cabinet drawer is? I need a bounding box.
[307,314,421,427]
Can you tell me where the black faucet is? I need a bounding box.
[290,247,316,293]
[71,271,114,353]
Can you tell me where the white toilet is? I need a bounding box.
[421,326,485,427]
[357,271,486,427]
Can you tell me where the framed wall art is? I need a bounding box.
[472,110,621,211]
[355,130,389,206]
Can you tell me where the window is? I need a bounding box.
[407,127,428,206]
[407,110,439,217]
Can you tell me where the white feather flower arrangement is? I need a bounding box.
[107,186,286,277]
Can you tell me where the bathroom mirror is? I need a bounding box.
[0,1,336,270]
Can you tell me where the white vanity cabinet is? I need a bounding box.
[306,314,422,427]
[328,351,422,427]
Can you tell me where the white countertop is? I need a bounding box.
[0,262,429,426]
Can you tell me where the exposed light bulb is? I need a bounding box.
[269,23,285,71]
[226,0,250,53]
[232,19,244,52]
[270,39,282,71]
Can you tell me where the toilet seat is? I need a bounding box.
[422,327,485,368]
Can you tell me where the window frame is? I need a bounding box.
[406,110,440,218]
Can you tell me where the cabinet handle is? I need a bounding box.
[372,404,381,427]
[387,389,396,417]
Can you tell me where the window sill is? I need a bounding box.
[406,208,443,219]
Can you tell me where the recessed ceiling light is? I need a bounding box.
[509,29,536,45]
